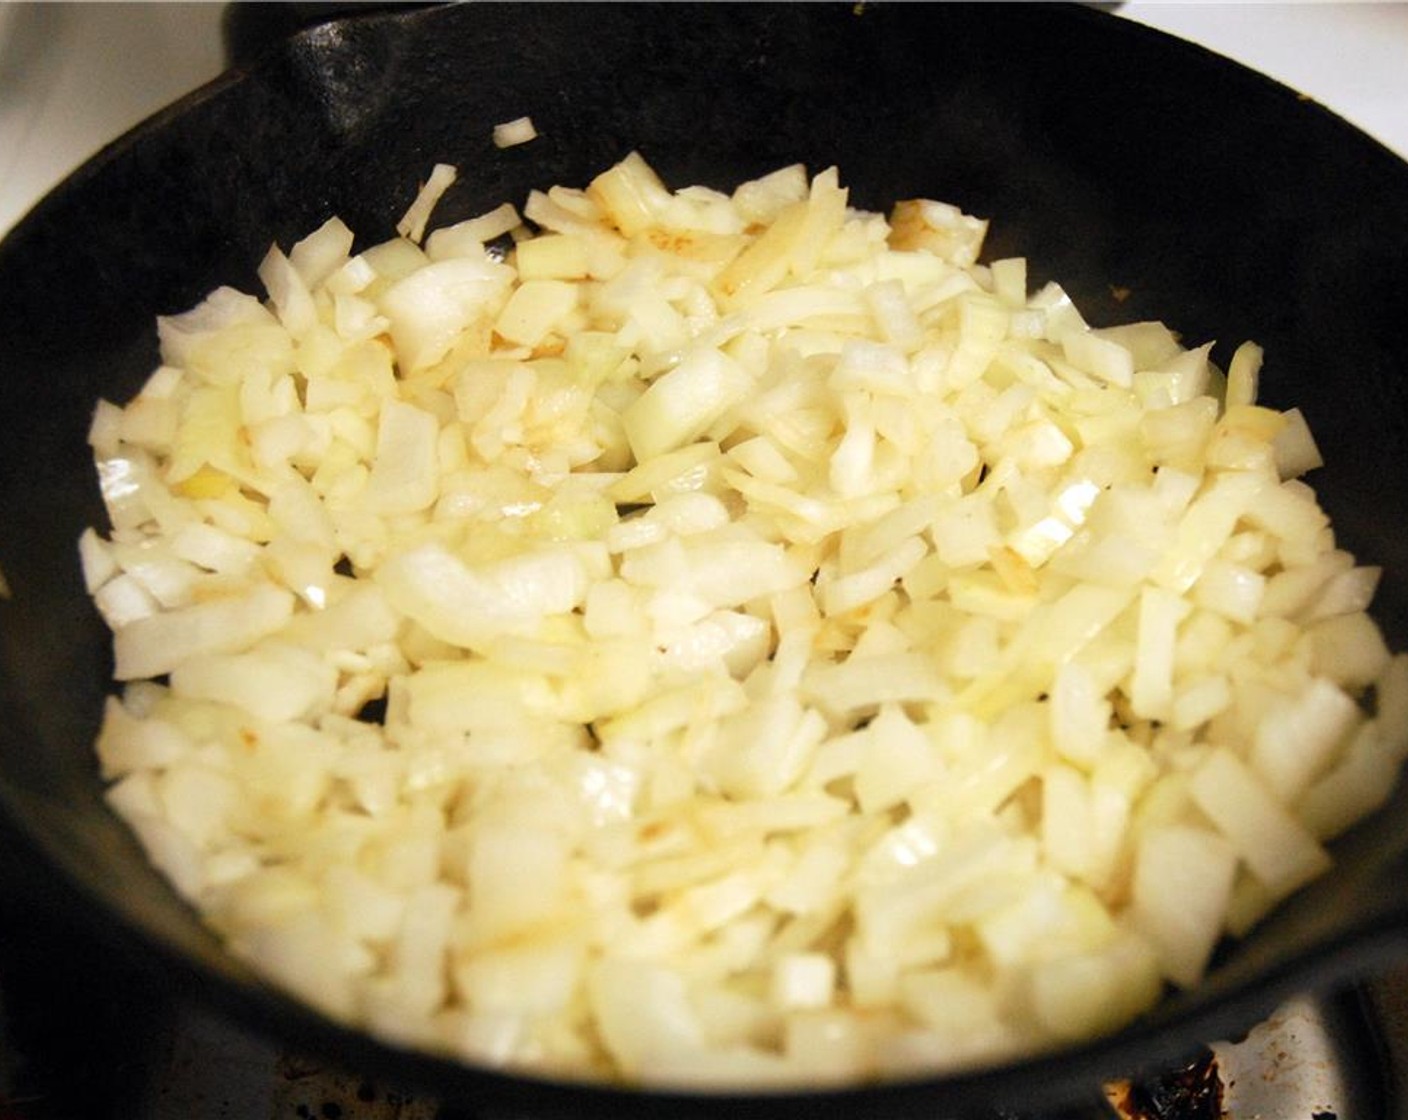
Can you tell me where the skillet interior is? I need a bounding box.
[2,4,1408,1115]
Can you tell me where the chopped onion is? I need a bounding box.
[492,116,539,149]
[396,163,458,244]
[82,151,1408,1090]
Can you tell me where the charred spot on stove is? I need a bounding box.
[320,1102,343,1120]
[1109,1046,1224,1120]
[355,1082,376,1103]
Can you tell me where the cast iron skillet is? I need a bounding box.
[3,4,1408,1116]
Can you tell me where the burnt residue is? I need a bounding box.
[1107,1047,1226,1120]
[273,1053,438,1120]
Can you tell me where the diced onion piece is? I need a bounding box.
[378,541,588,649]
[397,162,458,243]
[494,279,578,348]
[1225,340,1263,408]
[1028,933,1162,1042]
[589,958,706,1075]
[1308,611,1390,690]
[588,151,674,238]
[492,115,538,148]
[888,198,987,266]
[112,584,295,680]
[258,244,317,337]
[1272,407,1323,480]
[1129,586,1190,722]
[1130,825,1237,988]
[620,347,752,463]
[170,645,336,723]
[1249,678,1360,803]
[426,202,523,260]
[363,399,441,514]
[289,216,356,290]
[379,256,513,373]
[515,233,590,280]
[1189,748,1332,899]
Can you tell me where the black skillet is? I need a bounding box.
[3,4,1408,1117]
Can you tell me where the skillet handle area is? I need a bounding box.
[221,2,403,69]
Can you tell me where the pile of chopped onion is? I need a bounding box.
[82,152,1408,1088]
